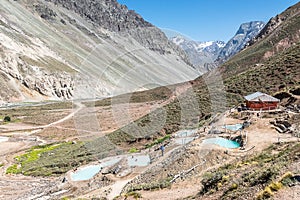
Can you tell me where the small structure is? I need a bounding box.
[244,92,280,111]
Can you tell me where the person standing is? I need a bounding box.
[160,145,165,156]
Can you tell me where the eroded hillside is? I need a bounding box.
[0,0,197,103]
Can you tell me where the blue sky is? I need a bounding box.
[117,0,299,42]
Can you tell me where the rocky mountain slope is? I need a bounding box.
[167,21,265,73]
[5,2,296,174]
[216,21,265,63]
[1,2,299,200]
[170,35,225,73]
[107,2,300,146]
[0,0,197,103]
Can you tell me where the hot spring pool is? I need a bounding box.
[175,130,196,137]
[203,137,240,149]
[223,124,243,131]
[127,155,150,167]
[71,157,122,181]
[71,165,102,181]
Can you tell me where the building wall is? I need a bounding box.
[246,101,279,110]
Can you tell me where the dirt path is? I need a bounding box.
[107,179,134,199]
[0,102,84,135]
[43,102,84,128]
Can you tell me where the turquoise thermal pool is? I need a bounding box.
[223,124,243,131]
[202,137,240,148]
[71,158,121,181]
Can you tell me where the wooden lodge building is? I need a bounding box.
[244,92,280,111]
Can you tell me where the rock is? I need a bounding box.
[45,0,190,63]
[34,4,57,20]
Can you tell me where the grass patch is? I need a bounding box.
[129,148,139,153]
[16,143,62,165]
[6,136,122,176]
[145,134,171,149]
[6,143,63,175]
[6,164,21,174]
[20,56,75,73]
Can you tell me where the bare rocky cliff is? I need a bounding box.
[0,0,196,103]
[216,21,265,63]
[44,0,191,64]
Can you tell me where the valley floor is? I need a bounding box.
[0,100,299,200]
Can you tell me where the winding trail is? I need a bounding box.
[0,102,85,134]
[42,102,84,128]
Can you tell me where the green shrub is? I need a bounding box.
[129,148,139,153]
[200,171,225,194]
[280,171,293,181]
[257,186,273,200]
[128,179,171,192]
[6,143,63,175]
[3,116,11,122]
[145,134,170,148]
[6,164,21,174]
[257,181,283,199]
[230,183,238,190]
[280,172,294,186]
[125,191,142,199]
[269,182,283,191]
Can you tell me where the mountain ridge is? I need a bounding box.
[216,21,265,63]
[0,0,198,103]
[169,34,225,73]
[166,21,265,74]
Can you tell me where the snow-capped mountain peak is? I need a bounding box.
[164,21,265,74]
[197,41,214,49]
[167,34,226,73]
[170,36,225,54]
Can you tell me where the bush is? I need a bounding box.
[129,148,139,153]
[280,171,293,181]
[230,183,238,190]
[257,181,283,199]
[3,116,11,122]
[6,164,21,174]
[269,182,282,191]
[125,191,142,199]
[145,134,170,148]
[280,172,294,186]
[257,186,273,199]
[200,172,225,194]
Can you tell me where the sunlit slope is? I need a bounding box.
[0,0,198,102]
